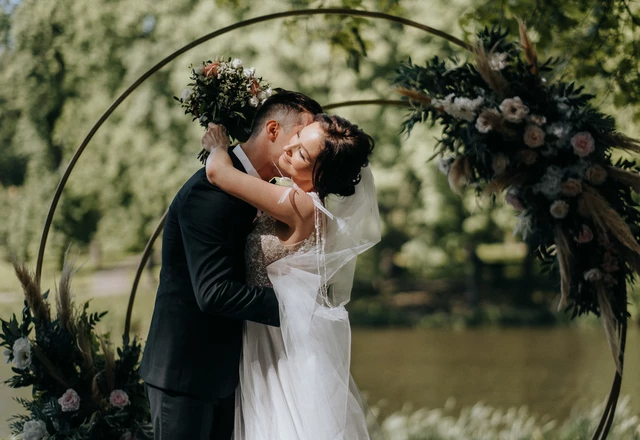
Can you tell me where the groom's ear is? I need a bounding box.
[265,120,279,142]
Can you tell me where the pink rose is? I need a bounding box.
[602,252,620,273]
[523,125,545,148]
[109,389,130,409]
[58,388,81,412]
[571,132,595,157]
[576,225,593,244]
[561,178,583,197]
[204,62,220,78]
[584,268,603,282]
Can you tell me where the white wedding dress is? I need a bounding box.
[233,167,382,440]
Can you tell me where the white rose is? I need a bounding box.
[243,67,255,77]
[488,52,508,71]
[549,200,569,219]
[249,96,260,107]
[3,348,10,364]
[21,420,47,440]
[492,154,509,175]
[193,64,205,75]
[513,213,533,239]
[180,88,192,102]
[533,166,564,199]
[257,91,267,100]
[499,97,529,123]
[12,337,31,370]
[231,58,243,69]
[584,268,603,283]
[58,388,81,412]
[264,87,273,97]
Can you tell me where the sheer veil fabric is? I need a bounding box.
[234,166,382,440]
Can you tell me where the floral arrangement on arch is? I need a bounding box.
[1,260,151,440]
[175,57,272,164]
[394,23,640,372]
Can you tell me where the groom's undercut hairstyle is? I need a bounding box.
[250,89,323,137]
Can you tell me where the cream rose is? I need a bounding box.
[585,165,607,185]
[58,388,81,412]
[561,178,583,197]
[523,125,545,148]
[475,108,499,133]
[550,200,569,219]
[571,132,595,157]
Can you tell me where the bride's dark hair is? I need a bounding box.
[312,114,375,199]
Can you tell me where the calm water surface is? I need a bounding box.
[2,326,639,436]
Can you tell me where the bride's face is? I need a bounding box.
[278,121,324,190]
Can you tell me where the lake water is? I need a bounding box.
[2,326,639,437]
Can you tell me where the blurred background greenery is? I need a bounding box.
[1,0,640,438]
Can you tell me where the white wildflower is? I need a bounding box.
[180,88,192,102]
[243,67,255,77]
[499,97,529,123]
[488,52,509,71]
[12,337,31,370]
[513,213,533,239]
[436,157,455,175]
[21,420,47,440]
[533,166,564,199]
[448,96,484,121]
[194,64,205,75]
[231,58,243,69]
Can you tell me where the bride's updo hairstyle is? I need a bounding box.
[312,114,375,199]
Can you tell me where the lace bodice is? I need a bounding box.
[245,215,316,287]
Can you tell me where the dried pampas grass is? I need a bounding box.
[596,283,623,373]
[474,45,511,99]
[448,156,473,194]
[100,336,115,392]
[483,173,528,197]
[395,88,433,106]
[517,18,538,75]
[606,132,640,155]
[12,261,50,323]
[606,166,640,193]
[578,185,640,254]
[554,227,573,311]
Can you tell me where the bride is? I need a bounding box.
[202,114,381,439]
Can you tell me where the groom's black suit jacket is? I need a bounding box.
[140,154,280,401]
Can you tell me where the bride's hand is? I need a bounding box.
[203,123,233,184]
[201,122,230,152]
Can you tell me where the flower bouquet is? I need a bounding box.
[1,260,151,440]
[175,57,272,164]
[394,23,640,374]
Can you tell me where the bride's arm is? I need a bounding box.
[202,125,315,228]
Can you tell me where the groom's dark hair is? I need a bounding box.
[249,89,323,137]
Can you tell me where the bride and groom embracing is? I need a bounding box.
[140,90,381,440]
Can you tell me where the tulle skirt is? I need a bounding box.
[233,282,372,440]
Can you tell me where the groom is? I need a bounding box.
[140,90,323,439]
